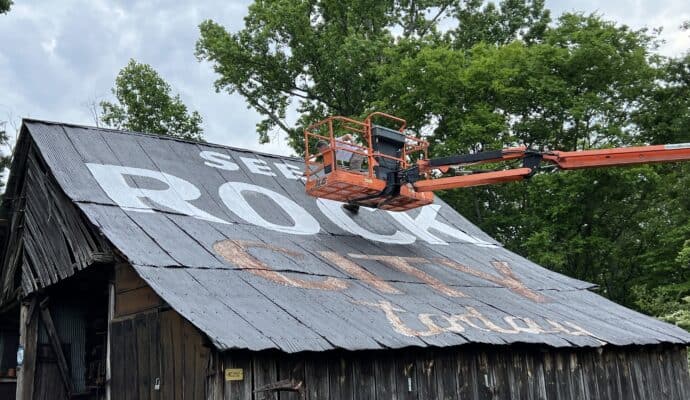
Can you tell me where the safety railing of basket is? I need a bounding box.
[304,116,373,180]
[303,113,430,182]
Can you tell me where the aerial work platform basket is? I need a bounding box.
[305,112,690,212]
[303,112,434,211]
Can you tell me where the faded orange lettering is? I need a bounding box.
[319,251,401,294]
[213,240,347,290]
[350,254,466,298]
[436,259,546,302]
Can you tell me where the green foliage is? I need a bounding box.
[0,0,12,14]
[0,122,11,196]
[100,60,203,141]
[199,1,690,330]
[195,0,549,148]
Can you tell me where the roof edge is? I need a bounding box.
[21,118,303,162]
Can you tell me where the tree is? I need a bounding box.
[0,120,14,196]
[373,13,672,308]
[198,1,690,328]
[195,0,550,148]
[0,0,12,14]
[100,59,204,141]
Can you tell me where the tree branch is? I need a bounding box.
[418,4,450,37]
[239,87,293,135]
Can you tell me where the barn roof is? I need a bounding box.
[8,119,690,352]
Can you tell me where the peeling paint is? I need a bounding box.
[436,258,547,302]
[357,300,604,342]
[350,254,466,298]
[213,239,348,290]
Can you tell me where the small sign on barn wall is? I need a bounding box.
[225,368,244,381]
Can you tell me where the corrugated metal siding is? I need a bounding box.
[38,302,86,393]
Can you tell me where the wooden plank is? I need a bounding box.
[485,351,507,399]
[475,351,492,400]
[160,310,177,400]
[327,354,354,400]
[116,264,149,293]
[253,353,278,400]
[134,314,152,400]
[415,351,438,400]
[223,351,252,400]
[192,327,210,400]
[18,299,38,400]
[352,352,376,400]
[110,321,124,399]
[456,348,475,400]
[305,355,329,400]
[205,352,223,400]
[115,286,163,317]
[171,312,184,400]
[122,318,139,400]
[182,317,202,400]
[39,300,74,396]
[277,353,305,400]
[147,312,162,400]
[106,282,114,400]
[434,352,458,400]
[374,353,397,399]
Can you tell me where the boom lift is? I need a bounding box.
[303,112,690,212]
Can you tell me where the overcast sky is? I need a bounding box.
[1,1,688,157]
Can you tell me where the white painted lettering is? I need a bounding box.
[358,300,602,341]
[241,157,276,176]
[199,150,240,171]
[389,205,496,247]
[274,162,303,180]
[86,164,228,224]
[219,181,319,235]
[317,199,416,244]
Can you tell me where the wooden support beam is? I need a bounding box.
[39,298,74,397]
[106,281,114,400]
[17,298,38,400]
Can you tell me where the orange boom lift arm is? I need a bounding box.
[303,113,690,212]
[411,144,690,192]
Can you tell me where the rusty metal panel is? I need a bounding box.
[16,119,690,352]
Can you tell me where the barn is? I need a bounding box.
[0,119,689,400]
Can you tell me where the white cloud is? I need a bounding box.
[0,0,688,160]
[547,0,690,56]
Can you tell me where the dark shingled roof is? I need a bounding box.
[13,119,690,352]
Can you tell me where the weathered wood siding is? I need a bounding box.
[109,306,690,400]
[0,141,113,306]
[110,310,209,400]
[114,264,163,318]
[208,345,690,400]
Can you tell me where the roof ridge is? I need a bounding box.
[21,118,303,162]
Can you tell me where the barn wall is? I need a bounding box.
[108,299,690,400]
[208,344,690,400]
[114,264,163,318]
[110,309,210,400]
[111,264,210,399]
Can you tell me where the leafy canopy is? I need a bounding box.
[196,0,549,148]
[0,0,12,14]
[100,59,204,141]
[197,1,690,329]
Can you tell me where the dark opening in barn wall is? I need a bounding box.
[24,268,110,400]
[0,307,19,399]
